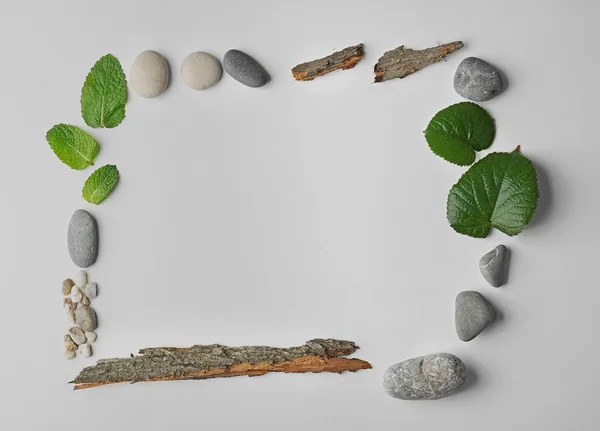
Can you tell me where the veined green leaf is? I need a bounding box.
[82,165,119,204]
[46,124,99,170]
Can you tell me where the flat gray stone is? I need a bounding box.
[75,305,97,332]
[223,49,269,88]
[454,57,504,102]
[479,245,507,287]
[455,291,497,341]
[68,210,98,268]
[383,353,467,400]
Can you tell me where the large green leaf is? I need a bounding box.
[425,102,495,166]
[46,124,99,170]
[81,54,127,128]
[447,148,539,238]
[82,164,119,204]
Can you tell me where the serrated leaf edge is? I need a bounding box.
[82,164,119,205]
[45,124,99,171]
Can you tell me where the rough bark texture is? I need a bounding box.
[292,44,364,81]
[373,41,464,82]
[71,339,371,390]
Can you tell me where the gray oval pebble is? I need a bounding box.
[383,353,467,400]
[181,52,222,90]
[68,210,98,268]
[454,57,504,102]
[130,50,169,98]
[223,49,269,88]
[75,305,97,332]
[455,291,497,341]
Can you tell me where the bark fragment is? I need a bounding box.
[292,44,364,81]
[373,41,464,83]
[71,338,371,390]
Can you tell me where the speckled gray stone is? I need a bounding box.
[454,57,504,102]
[455,291,497,342]
[479,245,507,287]
[223,49,269,88]
[68,210,98,268]
[383,353,467,400]
[75,305,97,332]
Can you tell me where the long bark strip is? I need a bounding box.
[373,41,464,83]
[292,44,364,81]
[71,339,372,390]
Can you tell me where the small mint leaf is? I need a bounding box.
[46,124,99,170]
[82,165,119,204]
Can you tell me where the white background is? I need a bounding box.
[1,0,598,429]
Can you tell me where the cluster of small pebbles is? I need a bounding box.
[383,244,510,400]
[130,48,269,98]
[63,270,98,360]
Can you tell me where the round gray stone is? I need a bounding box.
[181,52,222,90]
[130,50,169,98]
[75,305,97,332]
[479,244,507,287]
[223,49,269,88]
[454,57,504,102]
[455,291,497,342]
[68,210,98,268]
[383,353,467,400]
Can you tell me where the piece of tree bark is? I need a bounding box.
[292,44,364,81]
[373,41,464,83]
[71,338,372,390]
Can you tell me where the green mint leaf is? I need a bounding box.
[45,124,100,170]
[81,54,127,128]
[82,164,119,204]
[447,147,539,238]
[425,102,495,166]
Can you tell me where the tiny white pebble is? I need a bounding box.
[74,270,87,288]
[78,343,92,358]
[70,285,82,303]
[80,294,90,306]
[65,351,76,360]
[84,282,97,298]
[85,331,97,343]
[66,311,76,324]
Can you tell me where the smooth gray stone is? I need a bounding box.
[75,305,97,332]
[479,244,507,287]
[454,57,504,102]
[455,291,497,342]
[383,353,467,400]
[68,210,98,268]
[223,49,269,88]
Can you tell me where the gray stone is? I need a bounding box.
[455,291,497,341]
[84,282,97,298]
[75,305,97,332]
[479,245,507,287]
[223,49,269,88]
[130,50,169,98]
[454,57,504,102]
[181,52,222,90]
[383,353,467,400]
[68,210,98,268]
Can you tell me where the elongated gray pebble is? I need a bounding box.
[181,52,222,90]
[383,353,467,400]
[454,57,504,102]
[455,291,497,341]
[84,282,97,298]
[75,306,97,332]
[68,210,98,269]
[130,50,169,98]
[479,245,507,287]
[223,49,269,88]
[68,327,86,345]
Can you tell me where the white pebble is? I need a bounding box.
[68,326,86,345]
[66,311,75,324]
[70,285,82,303]
[84,282,97,298]
[85,331,97,343]
[130,50,169,98]
[181,52,222,90]
[78,343,92,358]
[74,270,87,288]
[65,351,76,360]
